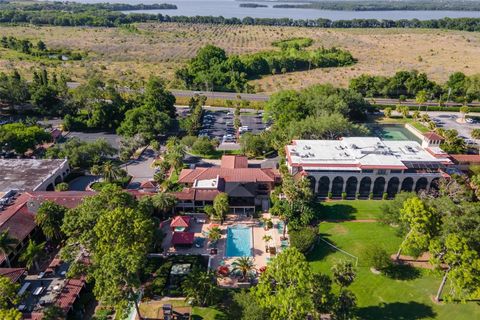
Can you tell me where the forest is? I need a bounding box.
[176,43,355,92]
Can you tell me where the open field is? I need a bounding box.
[308,222,480,320]
[319,200,386,220]
[1,24,480,92]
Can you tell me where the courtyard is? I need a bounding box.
[160,212,286,287]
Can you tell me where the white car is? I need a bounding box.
[465,118,474,124]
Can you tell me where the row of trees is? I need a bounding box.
[1,4,480,31]
[176,44,355,92]
[350,70,480,103]
[273,0,480,11]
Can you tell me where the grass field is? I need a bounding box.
[1,24,479,92]
[319,200,386,220]
[308,222,480,320]
[140,299,228,320]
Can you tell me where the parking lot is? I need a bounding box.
[199,109,270,145]
[430,112,480,142]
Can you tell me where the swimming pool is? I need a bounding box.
[370,124,420,142]
[225,225,252,257]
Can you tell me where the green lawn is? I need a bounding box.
[308,222,480,320]
[318,200,386,220]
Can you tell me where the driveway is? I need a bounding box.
[68,175,99,191]
[123,148,157,188]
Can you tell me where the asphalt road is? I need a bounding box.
[427,111,480,140]
[67,82,480,107]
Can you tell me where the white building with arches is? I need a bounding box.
[0,159,70,195]
[285,136,452,199]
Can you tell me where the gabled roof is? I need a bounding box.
[423,131,445,141]
[56,276,86,313]
[0,268,26,282]
[140,180,157,189]
[221,155,248,169]
[171,216,191,228]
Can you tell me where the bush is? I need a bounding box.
[327,192,333,199]
[191,137,216,155]
[369,192,374,200]
[364,245,392,271]
[289,226,318,254]
[55,182,69,191]
[181,135,198,148]
[341,192,347,200]
[355,192,360,200]
[382,192,388,200]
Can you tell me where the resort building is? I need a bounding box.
[0,158,70,195]
[174,155,280,215]
[285,135,453,198]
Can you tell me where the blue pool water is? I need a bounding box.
[225,225,252,257]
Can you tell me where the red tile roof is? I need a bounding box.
[171,216,191,228]
[423,131,445,141]
[0,268,26,282]
[221,155,248,169]
[171,232,194,245]
[55,276,86,313]
[449,154,480,163]
[140,180,157,189]
[178,167,275,184]
[22,312,43,320]
[172,188,220,201]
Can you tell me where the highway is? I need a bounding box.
[66,83,480,107]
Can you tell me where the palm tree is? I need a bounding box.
[208,227,222,245]
[152,193,177,216]
[101,161,122,183]
[0,230,18,267]
[262,235,272,251]
[232,257,255,282]
[19,240,45,272]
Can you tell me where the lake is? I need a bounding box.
[74,0,480,20]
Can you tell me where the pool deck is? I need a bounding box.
[160,213,286,286]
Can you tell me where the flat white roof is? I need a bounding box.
[193,176,219,189]
[286,137,451,170]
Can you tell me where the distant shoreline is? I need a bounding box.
[235,0,480,12]
[239,3,268,8]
